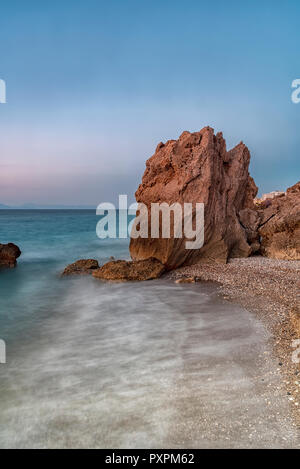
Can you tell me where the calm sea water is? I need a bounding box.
[0,210,298,448]
[0,210,131,340]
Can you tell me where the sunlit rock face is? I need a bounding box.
[130,126,258,269]
[92,258,165,281]
[259,181,300,260]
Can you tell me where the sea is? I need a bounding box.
[0,210,298,448]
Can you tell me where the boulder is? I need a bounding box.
[0,243,21,268]
[129,127,258,269]
[62,259,99,276]
[92,258,165,281]
[258,181,300,260]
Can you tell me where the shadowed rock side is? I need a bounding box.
[238,208,261,254]
[130,126,258,269]
[62,259,99,276]
[0,243,21,268]
[92,258,165,281]
[258,181,300,260]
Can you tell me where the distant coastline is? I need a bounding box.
[0,203,96,210]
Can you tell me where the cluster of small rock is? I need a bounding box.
[62,257,165,281]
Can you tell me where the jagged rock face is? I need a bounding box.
[62,259,99,276]
[130,127,258,269]
[0,243,21,268]
[259,181,300,260]
[92,258,165,281]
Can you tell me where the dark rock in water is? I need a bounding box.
[0,243,21,268]
[62,259,99,276]
[92,257,165,281]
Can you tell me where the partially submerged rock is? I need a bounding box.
[258,181,300,260]
[0,243,21,268]
[92,257,165,281]
[130,126,258,269]
[62,259,99,276]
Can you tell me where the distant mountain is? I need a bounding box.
[0,203,96,209]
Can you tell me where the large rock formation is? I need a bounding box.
[130,126,258,269]
[0,243,21,268]
[258,181,300,260]
[92,258,165,281]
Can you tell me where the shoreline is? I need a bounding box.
[169,256,300,427]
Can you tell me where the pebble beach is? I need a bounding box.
[170,256,300,427]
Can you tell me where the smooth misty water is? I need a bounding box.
[0,210,298,448]
[0,210,131,341]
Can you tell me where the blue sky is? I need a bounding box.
[0,0,299,205]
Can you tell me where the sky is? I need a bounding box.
[0,0,299,206]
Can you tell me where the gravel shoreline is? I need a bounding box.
[169,256,300,427]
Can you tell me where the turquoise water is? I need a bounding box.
[0,210,130,340]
